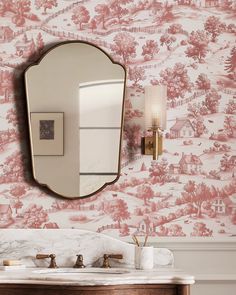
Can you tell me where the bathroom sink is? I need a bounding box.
[32,268,130,275]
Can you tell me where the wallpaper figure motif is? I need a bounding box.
[0,0,235,238]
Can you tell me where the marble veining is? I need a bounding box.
[0,229,174,268]
[0,267,195,286]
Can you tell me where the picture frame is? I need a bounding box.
[30,112,64,156]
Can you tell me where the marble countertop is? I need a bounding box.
[0,267,195,286]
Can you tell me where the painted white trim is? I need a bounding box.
[195,274,236,282]
[152,240,236,251]
[147,237,236,243]
[149,239,236,294]
[123,236,236,244]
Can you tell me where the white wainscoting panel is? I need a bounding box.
[156,238,236,295]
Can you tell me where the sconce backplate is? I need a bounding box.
[141,136,154,155]
[141,136,163,156]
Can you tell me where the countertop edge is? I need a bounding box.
[0,279,195,286]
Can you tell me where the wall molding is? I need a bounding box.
[195,274,236,282]
[150,238,236,293]
[151,238,236,251]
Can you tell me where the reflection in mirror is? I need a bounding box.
[25,41,126,198]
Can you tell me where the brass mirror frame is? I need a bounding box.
[24,40,127,199]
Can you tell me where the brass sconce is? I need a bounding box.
[141,85,167,160]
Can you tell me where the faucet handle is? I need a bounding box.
[73,254,85,268]
[102,254,123,268]
[36,253,58,268]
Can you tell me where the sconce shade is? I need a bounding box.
[144,85,167,130]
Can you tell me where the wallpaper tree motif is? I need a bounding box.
[0,0,235,238]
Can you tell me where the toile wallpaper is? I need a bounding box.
[0,0,235,238]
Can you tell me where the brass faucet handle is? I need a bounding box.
[36,254,51,259]
[36,253,58,268]
[108,254,123,260]
[73,254,85,268]
[102,254,123,268]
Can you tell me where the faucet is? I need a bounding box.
[101,254,123,268]
[73,254,85,268]
[35,253,123,269]
[36,253,58,268]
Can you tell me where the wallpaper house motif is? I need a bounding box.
[0,0,235,238]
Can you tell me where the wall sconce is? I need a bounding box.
[141,85,167,160]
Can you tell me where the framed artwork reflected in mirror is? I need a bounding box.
[30,112,64,156]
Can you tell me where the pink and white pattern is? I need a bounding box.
[0,0,235,238]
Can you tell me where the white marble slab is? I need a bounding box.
[0,267,195,286]
[0,229,174,268]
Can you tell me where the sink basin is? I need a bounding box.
[32,268,129,275]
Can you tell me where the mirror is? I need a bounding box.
[24,41,126,198]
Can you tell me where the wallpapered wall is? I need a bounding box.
[0,0,235,238]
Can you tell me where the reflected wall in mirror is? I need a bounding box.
[25,41,126,198]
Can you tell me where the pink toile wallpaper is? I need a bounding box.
[0,0,236,238]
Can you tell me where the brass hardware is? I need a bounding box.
[102,254,123,268]
[141,129,163,160]
[36,253,58,268]
[73,254,85,268]
[153,128,158,160]
[158,133,163,156]
[141,136,153,155]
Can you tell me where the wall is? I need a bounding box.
[0,0,235,238]
[158,238,236,295]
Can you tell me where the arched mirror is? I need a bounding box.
[24,41,126,198]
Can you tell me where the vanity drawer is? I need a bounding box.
[0,284,190,295]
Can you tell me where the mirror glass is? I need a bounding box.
[25,41,126,198]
